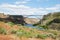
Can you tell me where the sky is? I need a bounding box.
[0,0,60,15]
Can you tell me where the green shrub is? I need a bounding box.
[16,30,26,37]
[35,33,48,39]
[52,32,57,35]
[38,25,48,29]
[0,27,7,34]
[16,29,33,38]
[7,22,14,27]
[17,24,22,26]
[23,32,32,38]
[48,33,57,39]
[10,29,17,34]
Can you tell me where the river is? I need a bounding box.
[24,24,44,30]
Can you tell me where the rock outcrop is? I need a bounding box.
[0,13,26,25]
[36,12,60,30]
[0,13,40,25]
[24,18,39,24]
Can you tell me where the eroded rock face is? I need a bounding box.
[52,18,60,23]
[0,14,26,25]
[8,15,26,25]
[24,18,39,24]
[0,13,40,25]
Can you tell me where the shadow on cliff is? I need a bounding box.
[0,15,27,25]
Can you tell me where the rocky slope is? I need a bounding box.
[24,18,39,24]
[0,13,60,40]
[37,12,60,30]
[0,13,39,25]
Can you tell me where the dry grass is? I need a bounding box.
[0,21,60,40]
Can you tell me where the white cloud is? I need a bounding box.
[15,0,31,4]
[15,1,27,4]
[0,4,40,15]
[36,0,49,2]
[46,7,57,10]
[46,4,60,12]
[0,3,60,15]
[56,4,60,7]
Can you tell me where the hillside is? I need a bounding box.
[36,12,60,30]
[0,13,60,40]
[0,21,60,40]
[0,13,39,25]
[24,18,39,24]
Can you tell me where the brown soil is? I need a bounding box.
[0,35,20,40]
[0,35,55,40]
[0,22,56,40]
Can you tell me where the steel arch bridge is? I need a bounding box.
[23,15,43,19]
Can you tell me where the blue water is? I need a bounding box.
[24,24,44,30]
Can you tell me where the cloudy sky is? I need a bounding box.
[0,0,60,15]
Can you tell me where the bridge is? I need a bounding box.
[0,13,44,24]
[22,15,44,24]
[23,15,43,19]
